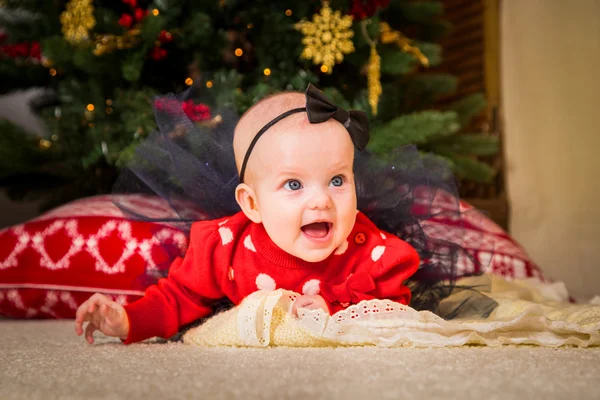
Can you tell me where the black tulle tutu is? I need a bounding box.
[113,88,497,319]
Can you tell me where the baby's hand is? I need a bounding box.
[74,293,130,344]
[292,294,329,317]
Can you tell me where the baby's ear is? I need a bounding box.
[235,183,262,223]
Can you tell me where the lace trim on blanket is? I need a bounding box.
[183,283,600,348]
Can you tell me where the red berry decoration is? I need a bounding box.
[154,99,212,122]
[119,13,133,28]
[30,42,41,59]
[134,8,146,22]
[150,46,168,61]
[158,30,173,44]
[349,0,390,20]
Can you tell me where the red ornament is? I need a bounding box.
[158,30,173,44]
[349,0,390,20]
[119,13,134,28]
[150,46,168,61]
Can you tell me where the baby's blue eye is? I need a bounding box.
[330,175,344,187]
[284,179,303,191]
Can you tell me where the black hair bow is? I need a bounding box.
[304,84,370,150]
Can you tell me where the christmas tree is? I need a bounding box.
[0,0,499,211]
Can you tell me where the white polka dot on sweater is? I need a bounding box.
[244,234,256,252]
[302,279,321,295]
[255,273,276,291]
[218,227,233,245]
[380,232,387,240]
[371,245,386,262]
[334,240,349,255]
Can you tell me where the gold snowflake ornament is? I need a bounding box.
[295,2,355,74]
[60,0,96,45]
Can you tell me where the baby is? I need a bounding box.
[75,85,420,344]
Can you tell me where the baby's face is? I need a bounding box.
[250,116,357,262]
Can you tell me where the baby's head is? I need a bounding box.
[233,90,358,262]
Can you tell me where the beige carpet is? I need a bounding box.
[1,320,599,399]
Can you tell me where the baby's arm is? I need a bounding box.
[75,221,225,344]
[122,224,225,343]
[365,238,420,304]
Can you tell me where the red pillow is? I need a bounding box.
[0,195,187,319]
[420,191,546,281]
[0,194,544,319]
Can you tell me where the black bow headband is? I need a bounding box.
[239,84,370,183]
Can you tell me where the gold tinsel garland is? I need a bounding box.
[367,44,381,116]
[295,1,355,74]
[60,0,96,45]
[360,21,431,116]
[360,21,381,116]
[93,29,141,56]
[380,22,429,67]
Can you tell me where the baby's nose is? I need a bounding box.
[308,189,332,210]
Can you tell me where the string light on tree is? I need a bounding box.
[41,57,53,68]
[295,1,355,74]
[234,48,243,57]
[185,77,193,86]
[206,81,213,88]
[263,68,271,76]
[39,139,52,150]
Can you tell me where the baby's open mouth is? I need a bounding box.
[301,222,332,239]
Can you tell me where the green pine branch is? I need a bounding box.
[368,110,461,153]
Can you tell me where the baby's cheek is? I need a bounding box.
[339,208,357,236]
[261,209,299,252]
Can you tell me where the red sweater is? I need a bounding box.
[123,211,419,343]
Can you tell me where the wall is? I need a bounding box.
[501,0,600,299]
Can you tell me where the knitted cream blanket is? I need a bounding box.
[183,275,600,348]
